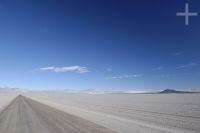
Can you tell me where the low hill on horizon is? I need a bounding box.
[160,89,198,94]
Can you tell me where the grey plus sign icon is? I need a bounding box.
[176,3,198,25]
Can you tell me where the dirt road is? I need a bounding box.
[0,95,116,133]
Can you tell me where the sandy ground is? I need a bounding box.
[0,95,116,133]
[23,92,200,133]
[0,92,19,112]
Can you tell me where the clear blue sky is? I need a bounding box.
[0,0,200,91]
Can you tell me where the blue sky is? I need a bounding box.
[0,0,200,91]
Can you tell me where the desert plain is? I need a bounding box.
[0,92,200,133]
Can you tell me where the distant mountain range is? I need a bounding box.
[0,87,27,92]
[160,89,199,94]
[74,89,200,94]
[0,87,199,94]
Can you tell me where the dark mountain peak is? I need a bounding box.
[160,89,180,93]
[160,89,198,94]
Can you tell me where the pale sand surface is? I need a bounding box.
[0,92,19,112]
[0,95,116,133]
[23,92,200,133]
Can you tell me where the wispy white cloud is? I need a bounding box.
[172,52,182,56]
[160,73,192,78]
[106,68,112,72]
[39,67,55,71]
[176,62,199,69]
[153,66,164,71]
[38,66,89,73]
[105,74,143,80]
